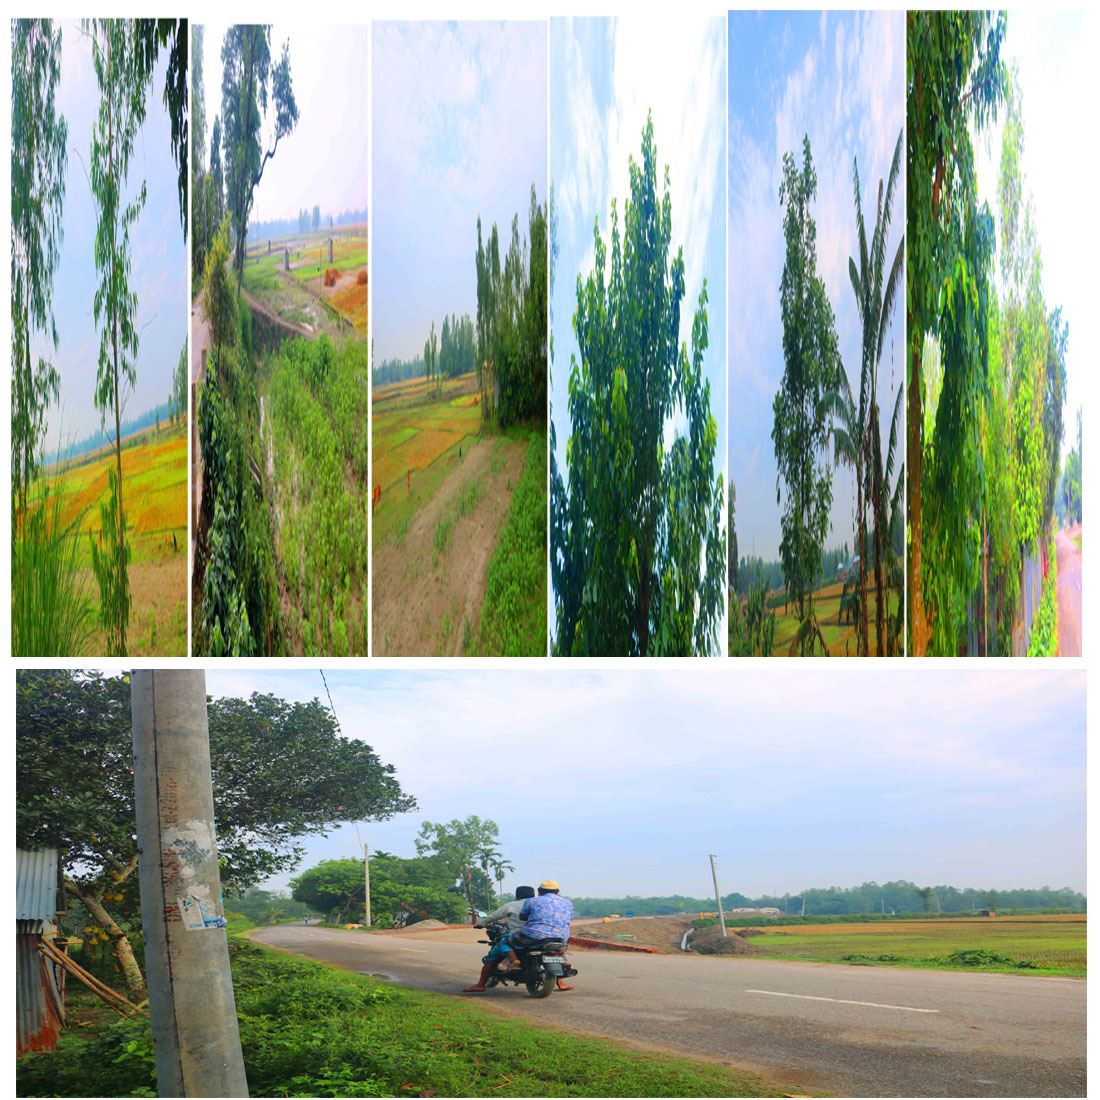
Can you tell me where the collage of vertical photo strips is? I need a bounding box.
[9,9,1089,1100]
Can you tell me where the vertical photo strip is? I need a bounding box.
[727,11,905,658]
[370,21,548,657]
[12,19,189,657]
[907,12,1083,657]
[549,17,728,657]
[190,24,370,656]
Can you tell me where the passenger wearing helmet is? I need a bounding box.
[462,885,535,993]
[501,880,575,990]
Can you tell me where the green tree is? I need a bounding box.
[311,204,320,231]
[220,25,299,294]
[88,18,157,656]
[11,19,67,526]
[134,19,187,234]
[727,483,738,594]
[906,11,1006,655]
[551,114,723,656]
[16,670,416,994]
[847,130,904,656]
[290,859,366,922]
[415,815,501,916]
[772,135,841,653]
[203,219,237,370]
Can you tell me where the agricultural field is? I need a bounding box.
[765,580,899,656]
[261,336,370,656]
[33,422,188,655]
[740,914,1086,976]
[240,226,368,339]
[372,372,546,656]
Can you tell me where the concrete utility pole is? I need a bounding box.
[708,854,728,937]
[132,670,249,1098]
[363,840,371,928]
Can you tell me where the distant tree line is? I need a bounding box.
[570,881,1085,919]
[247,207,366,243]
[474,184,547,427]
[373,354,426,387]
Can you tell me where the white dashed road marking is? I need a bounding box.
[745,989,939,1013]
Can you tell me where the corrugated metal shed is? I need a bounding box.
[16,849,63,1054]
[17,848,60,926]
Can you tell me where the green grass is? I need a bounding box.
[746,917,1085,977]
[16,927,775,1098]
[1027,533,1059,656]
[470,428,548,656]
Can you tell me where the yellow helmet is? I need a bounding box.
[540,879,560,891]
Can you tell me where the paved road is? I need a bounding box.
[1056,528,1082,656]
[252,925,1085,1097]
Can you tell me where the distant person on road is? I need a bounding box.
[502,880,575,991]
[463,885,536,993]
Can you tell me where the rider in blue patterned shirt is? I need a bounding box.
[501,880,574,990]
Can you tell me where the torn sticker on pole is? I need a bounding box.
[178,888,227,931]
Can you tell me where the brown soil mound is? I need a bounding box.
[689,926,762,956]
[323,267,340,287]
[572,915,694,953]
[356,269,368,285]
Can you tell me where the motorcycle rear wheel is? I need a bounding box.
[525,970,555,998]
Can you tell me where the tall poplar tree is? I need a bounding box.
[772,135,841,653]
[11,19,68,523]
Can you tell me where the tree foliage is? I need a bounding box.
[772,136,841,652]
[87,19,156,657]
[16,670,417,987]
[475,186,547,427]
[11,19,68,524]
[551,115,723,656]
[221,25,299,293]
[906,11,1006,655]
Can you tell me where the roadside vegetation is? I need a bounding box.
[908,14,1069,656]
[17,928,775,1099]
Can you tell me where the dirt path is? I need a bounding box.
[1055,526,1082,656]
[372,437,526,655]
[238,277,316,341]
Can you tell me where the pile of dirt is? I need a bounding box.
[689,926,763,956]
[356,269,368,285]
[323,267,340,287]
[393,918,450,932]
[572,915,694,953]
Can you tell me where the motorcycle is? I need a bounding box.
[478,921,577,998]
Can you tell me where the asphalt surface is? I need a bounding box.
[1056,528,1082,657]
[252,925,1085,1097]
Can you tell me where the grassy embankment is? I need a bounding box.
[468,427,548,655]
[17,918,775,1098]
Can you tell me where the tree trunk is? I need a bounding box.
[871,401,885,657]
[907,327,929,655]
[65,877,146,1002]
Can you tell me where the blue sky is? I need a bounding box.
[371,21,547,364]
[30,21,188,446]
[972,11,1086,466]
[728,11,905,564]
[198,24,369,227]
[549,17,728,648]
[203,668,1086,899]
